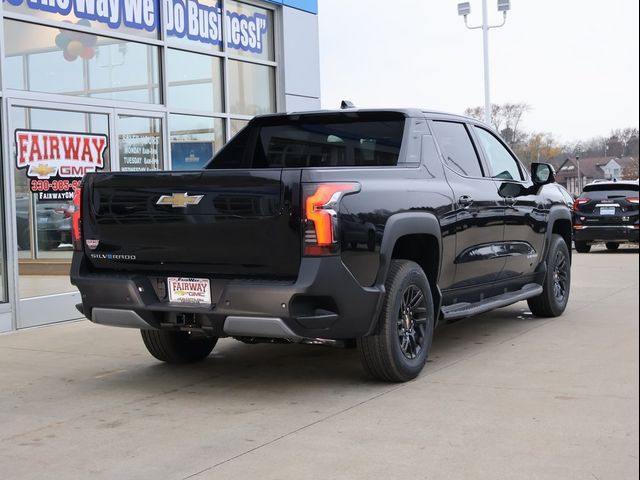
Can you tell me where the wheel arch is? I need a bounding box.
[547,207,573,263]
[371,213,443,332]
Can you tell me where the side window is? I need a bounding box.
[431,121,484,177]
[473,127,523,181]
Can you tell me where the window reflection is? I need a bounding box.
[167,49,223,114]
[170,115,224,170]
[4,20,160,104]
[228,60,275,116]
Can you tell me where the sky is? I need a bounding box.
[317,0,640,143]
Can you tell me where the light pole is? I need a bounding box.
[457,0,511,125]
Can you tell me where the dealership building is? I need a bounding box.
[0,0,320,332]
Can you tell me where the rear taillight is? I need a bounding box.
[303,183,360,256]
[625,197,639,205]
[71,186,82,251]
[573,198,589,211]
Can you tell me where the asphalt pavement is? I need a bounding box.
[0,245,638,480]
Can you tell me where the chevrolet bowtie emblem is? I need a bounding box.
[29,164,57,178]
[156,192,204,208]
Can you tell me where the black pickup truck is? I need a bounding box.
[70,109,572,382]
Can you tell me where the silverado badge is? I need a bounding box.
[156,192,204,208]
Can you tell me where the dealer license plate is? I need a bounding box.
[167,277,211,305]
[600,207,616,216]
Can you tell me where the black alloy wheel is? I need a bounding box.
[397,285,429,360]
[358,260,435,382]
[528,234,571,317]
[552,249,570,305]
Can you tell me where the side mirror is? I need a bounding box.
[531,163,555,186]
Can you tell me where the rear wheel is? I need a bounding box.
[358,260,434,382]
[605,242,620,251]
[574,241,591,253]
[141,330,217,364]
[528,234,571,317]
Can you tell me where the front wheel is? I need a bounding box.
[358,260,435,382]
[528,234,571,317]
[141,330,217,364]
[605,242,620,251]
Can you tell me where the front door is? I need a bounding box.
[6,99,165,328]
[471,125,545,281]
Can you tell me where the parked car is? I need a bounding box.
[573,180,639,252]
[71,108,572,382]
[16,195,73,251]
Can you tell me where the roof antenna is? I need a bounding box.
[341,100,356,109]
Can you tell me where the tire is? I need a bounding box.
[574,241,591,253]
[605,242,620,251]
[357,260,435,382]
[140,330,217,364]
[528,234,571,317]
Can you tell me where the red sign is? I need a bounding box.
[15,130,108,201]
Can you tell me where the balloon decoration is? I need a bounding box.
[55,20,98,62]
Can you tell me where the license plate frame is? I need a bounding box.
[167,277,211,305]
[600,207,616,216]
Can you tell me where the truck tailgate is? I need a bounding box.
[82,170,301,278]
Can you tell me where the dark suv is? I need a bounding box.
[573,181,639,252]
[71,108,573,382]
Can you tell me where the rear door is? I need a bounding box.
[430,120,506,289]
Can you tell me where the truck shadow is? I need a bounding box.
[94,303,546,396]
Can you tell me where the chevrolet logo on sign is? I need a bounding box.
[156,193,204,208]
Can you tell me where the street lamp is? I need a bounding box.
[457,0,511,125]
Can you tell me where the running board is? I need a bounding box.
[441,283,543,321]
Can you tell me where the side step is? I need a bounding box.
[441,283,543,321]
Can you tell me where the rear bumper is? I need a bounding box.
[574,225,639,243]
[71,253,383,340]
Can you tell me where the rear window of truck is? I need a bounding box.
[208,113,406,169]
[582,183,639,200]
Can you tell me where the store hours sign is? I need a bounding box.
[15,130,108,201]
[5,0,270,53]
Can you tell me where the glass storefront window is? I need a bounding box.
[4,20,160,104]
[3,0,161,39]
[167,49,223,114]
[170,114,224,170]
[118,116,163,171]
[230,119,249,138]
[166,0,223,53]
[226,0,274,61]
[228,60,275,116]
[0,106,7,304]
[10,106,110,268]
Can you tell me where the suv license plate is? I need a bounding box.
[167,277,211,305]
[600,207,616,216]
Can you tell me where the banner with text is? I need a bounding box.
[3,0,270,53]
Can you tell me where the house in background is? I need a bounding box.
[555,156,639,195]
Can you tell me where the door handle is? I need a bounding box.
[504,196,517,208]
[458,195,474,208]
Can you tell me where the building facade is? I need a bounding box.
[0,0,320,332]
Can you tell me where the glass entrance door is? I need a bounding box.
[8,100,113,328]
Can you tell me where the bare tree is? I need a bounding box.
[464,102,530,148]
[515,132,563,168]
